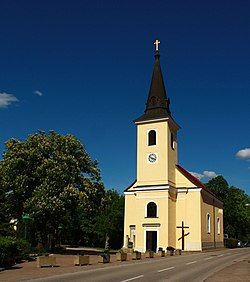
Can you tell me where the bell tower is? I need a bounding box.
[134,40,180,187]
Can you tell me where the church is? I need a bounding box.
[123,41,224,252]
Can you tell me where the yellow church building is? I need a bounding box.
[123,41,224,252]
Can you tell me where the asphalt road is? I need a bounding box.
[29,248,250,282]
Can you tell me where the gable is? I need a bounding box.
[176,165,219,199]
[175,166,197,188]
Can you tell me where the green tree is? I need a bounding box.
[206,175,229,201]
[0,131,105,246]
[225,187,250,240]
[0,175,11,236]
[93,190,124,249]
[206,176,250,240]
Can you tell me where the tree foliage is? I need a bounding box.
[0,131,107,246]
[93,190,124,249]
[206,176,250,240]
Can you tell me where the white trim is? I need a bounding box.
[207,213,211,234]
[143,227,159,252]
[135,116,180,129]
[135,117,169,125]
[124,192,136,195]
[124,185,170,195]
[142,223,161,227]
[135,185,169,190]
[177,188,202,193]
[217,217,220,235]
[124,189,168,195]
[170,132,175,150]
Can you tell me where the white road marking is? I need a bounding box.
[186,260,197,265]
[204,257,213,260]
[120,275,144,282]
[157,266,175,273]
[218,254,224,257]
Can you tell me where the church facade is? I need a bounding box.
[123,42,224,252]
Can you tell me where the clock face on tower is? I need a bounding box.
[148,153,157,163]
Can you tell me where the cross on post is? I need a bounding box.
[154,39,161,51]
[176,221,189,250]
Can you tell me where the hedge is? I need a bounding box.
[224,238,238,248]
[0,236,31,267]
[0,236,18,267]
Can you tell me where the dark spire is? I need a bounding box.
[134,40,171,123]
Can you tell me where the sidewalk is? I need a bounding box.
[0,254,148,282]
[205,257,250,281]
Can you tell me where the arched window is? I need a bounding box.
[147,202,157,218]
[148,130,156,146]
[207,214,211,234]
[171,132,175,149]
[217,218,220,235]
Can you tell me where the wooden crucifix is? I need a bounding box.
[176,221,189,250]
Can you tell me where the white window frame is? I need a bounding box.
[170,132,175,150]
[143,228,159,253]
[217,217,220,235]
[207,213,211,234]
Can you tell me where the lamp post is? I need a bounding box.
[22,213,30,240]
[58,224,63,246]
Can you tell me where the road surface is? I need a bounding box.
[28,248,249,282]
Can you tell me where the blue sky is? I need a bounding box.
[1,0,249,194]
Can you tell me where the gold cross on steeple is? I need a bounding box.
[154,39,160,51]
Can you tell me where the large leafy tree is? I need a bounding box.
[206,176,250,240]
[0,131,105,245]
[92,190,124,249]
[225,186,250,239]
[0,169,12,236]
[205,176,229,201]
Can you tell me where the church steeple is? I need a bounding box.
[134,39,171,123]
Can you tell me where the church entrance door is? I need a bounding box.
[146,231,157,252]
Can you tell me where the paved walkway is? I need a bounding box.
[205,257,250,281]
[0,254,146,282]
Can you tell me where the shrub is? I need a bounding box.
[0,236,18,267]
[224,238,238,248]
[16,239,31,261]
[0,237,32,267]
[166,246,175,251]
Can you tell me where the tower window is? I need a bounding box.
[148,130,156,146]
[147,202,157,218]
[171,132,175,150]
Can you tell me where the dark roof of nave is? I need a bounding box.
[134,51,171,123]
